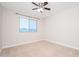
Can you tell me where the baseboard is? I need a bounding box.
[46,39,79,50]
[2,39,43,49]
[2,39,79,50]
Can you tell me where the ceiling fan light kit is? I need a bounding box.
[37,8,44,13]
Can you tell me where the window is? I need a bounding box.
[19,16,37,32]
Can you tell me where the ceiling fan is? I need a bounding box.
[32,2,51,13]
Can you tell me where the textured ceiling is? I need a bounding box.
[0,2,79,19]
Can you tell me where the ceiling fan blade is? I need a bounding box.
[43,2,48,6]
[32,2,39,6]
[44,7,51,10]
[32,8,38,10]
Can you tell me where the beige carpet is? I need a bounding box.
[0,40,79,57]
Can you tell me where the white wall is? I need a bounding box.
[45,6,79,50]
[0,5,2,50]
[2,7,44,48]
[1,4,79,50]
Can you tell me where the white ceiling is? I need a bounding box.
[0,2,79,19]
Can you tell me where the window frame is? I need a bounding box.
[19,16,38,32]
